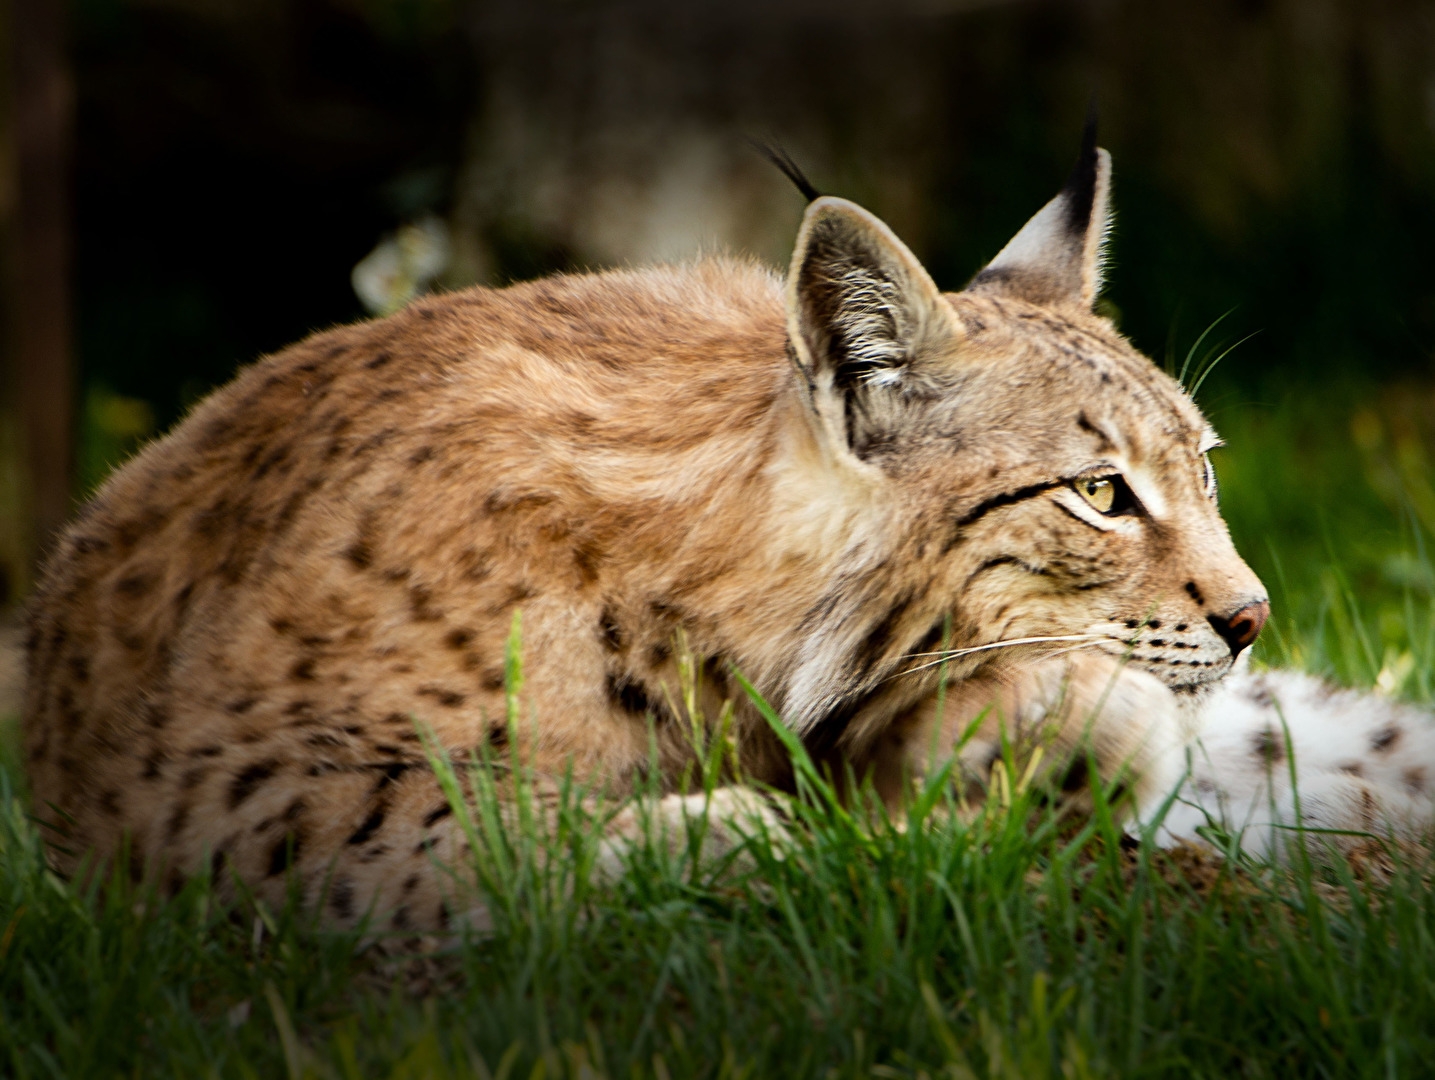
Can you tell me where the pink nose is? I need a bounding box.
[1208,599,1269,658]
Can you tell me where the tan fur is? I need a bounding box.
[24,145,1268,931]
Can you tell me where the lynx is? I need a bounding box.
[24,128,1433,933]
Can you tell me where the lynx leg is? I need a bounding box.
[595,786,791,881]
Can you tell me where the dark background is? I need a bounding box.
[4,0,1435,609]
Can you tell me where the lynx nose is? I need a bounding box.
[1207,599,1269,658]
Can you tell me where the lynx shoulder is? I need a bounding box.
[26,128,1278,930]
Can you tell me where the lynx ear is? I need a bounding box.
[786,196,960,458]
[969,116,1112,309]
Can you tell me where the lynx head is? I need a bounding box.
[781,122,1267,722]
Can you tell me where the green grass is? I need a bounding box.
[4,380,1435,1078]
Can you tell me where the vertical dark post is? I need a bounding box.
[9,0,74,580]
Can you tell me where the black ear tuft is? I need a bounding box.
[750,139,821,203]
[1061,105,1100,235]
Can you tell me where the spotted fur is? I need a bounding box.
[27,136,1292,930]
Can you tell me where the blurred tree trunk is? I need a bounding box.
[5,0,74,599]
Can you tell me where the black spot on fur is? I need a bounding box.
[209,842,232,882]
[599,609,625,652]
[365,350,392,370]
[267,832,301,877]
[1243,679,1276,709]
[1252,729,1284,765]
[348,808,387,846]
[445,627,475,650]
[409,586,442,622]
[229,760,279,809]
[911,619,949,657]
[486,582,537,617]
[226,696,258,715]
[372,762,410,790]
[165,802,191,842]
[345,540,373,570]
[1371,726,1402,752]
[423,804,452,828]
[804,697,862,761]
[252,443,291,480]
[1185,581,1205,606]
[115,571,155,597]
[854,590,915,676]
[290,658,318,681]
[1075,412,1113,451]
[330,878,356,919]
[458,548,493,582]
[607,672,655,717]
[1059,756,1090,793]
[418,686,466,708]
[409,446,436,466]
[488,724,509,750]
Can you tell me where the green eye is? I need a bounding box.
[1077,477,1116,513]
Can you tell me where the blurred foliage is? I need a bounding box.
[54,0,1435,438]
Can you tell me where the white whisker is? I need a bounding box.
[901,634,1106,661]
[1039,641,1114,663]
[887,634,1107,681]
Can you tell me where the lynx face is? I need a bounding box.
[889,294,1264,694]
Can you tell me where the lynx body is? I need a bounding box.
[27,133,1425,931]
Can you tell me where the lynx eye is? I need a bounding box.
[1076,476,1117,513]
